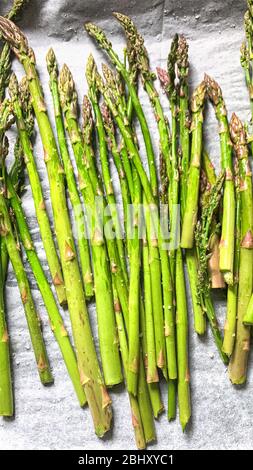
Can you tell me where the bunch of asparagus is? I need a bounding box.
[0,0,253,450]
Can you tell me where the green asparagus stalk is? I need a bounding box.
[101,95,161,402]
[157,49,191,428]
[195,173,229,364]
[229,113,253,383]
[157,37,179,277]
[175,248,191,430]
[112,287,146,449]
[0,162,12,414]
[100,102,131,240]
[8,73,66,305]
[176,36,206,335]
[113,12,171,195]
[0,237,12,415]
[202,150,225,289]
[181,80,206,248]
[46,48,93,299]
[86,59,127,284]
[223,158,240,356]
[242,10,253,126]
[195,173,225,301]
[6,171,87,406]
[6,0,29,20]
[0,176,52,384]
[127,166,141,395]
[85,21,158,200]
[0,17,112,436]
[59,64,123,387]
[205,75,235,285]
[142,229,158,383]
[0,0,29,102]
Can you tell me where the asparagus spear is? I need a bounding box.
[100,102,131,239]
[241,9,253,129]
[86,59,127,285]
[157,52,191,429]
[0,235,12,415]
[181,80,206,248]
[113,12,171,203]
[85,21,158,200]
[8,73,66,306]
[157,38,179,277]
[112,287,146,449]
[126,166,141,395]
[0,0,29,102]
[229,113,253,384]
[223,158,240,356]
[59,64,123,387]
[0,156,52,385]
[175,36,206,335]
[205,75,235,285]
[0,17,112,436]
[46,48,93,300]
[195,173,229,364]
[0,136,12,415]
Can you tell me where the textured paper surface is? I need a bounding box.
[0,0,252,450]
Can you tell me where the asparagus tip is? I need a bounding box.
[8,72,19,99]
[204,73,222,105]
[0,16,28,57]
[84,22,112,51]
[46,47,57,76]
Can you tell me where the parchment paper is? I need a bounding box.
[0,0,252,450]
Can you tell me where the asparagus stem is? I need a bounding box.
[46,49,93,300]
[223,160,240,356]
[205,75,235,285]
[181,81,206,248]
[158,39,191,428]
[85,21,158,199]
[195,173,229,364]
[8,74,66,305]
[113,286,146,449]
[0,189,53,384]
[86,63,127,284]
[6,0,29,21]
[167,379,177,421]
[125,167,141,395]
[229,114,253,383]
[6,172,87,406]
[142,228,158,383]
[100,103,131,240]
[175,37,206,335]
[59,65,123,388]
[175,248,191,430]
[157,37,179,277]
[242,10,253,138]
[202,150,225,289]
[0,236,13,415]
[0,17,112,436]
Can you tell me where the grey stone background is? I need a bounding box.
[0,0,252,450]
